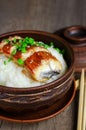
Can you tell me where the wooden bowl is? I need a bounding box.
[64,25,86,46]
[0,30,75,114]
[63,25,86,72]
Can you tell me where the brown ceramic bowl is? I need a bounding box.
[64,25,86,46]
[0,30,75,114]
[63,25,86,72]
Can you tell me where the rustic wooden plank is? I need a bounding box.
[0,120,3,128]
[0,0,86,34]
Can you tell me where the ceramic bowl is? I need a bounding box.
[64,25,86,46]
[63,25,86,72]
[0,30,75,114]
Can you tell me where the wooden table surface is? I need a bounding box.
[0,0,86,130]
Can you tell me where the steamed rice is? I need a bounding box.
[0,47,67,88]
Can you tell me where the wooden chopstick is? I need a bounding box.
[77,69,85,130]
[82,74,86,130]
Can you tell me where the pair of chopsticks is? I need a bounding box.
[77,69,86,130]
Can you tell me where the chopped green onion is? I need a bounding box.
[36,42,42,46]
[55,48,65,55]
[17,59,24,65]
[44,44,49,49]
[55,48,61,53]
[13,38,16,43]
[11,49,17,55]
[19,39,23,44]
[4,61,7,65]
[4,39,10,43]
[4,57,12,65]
[11,43,15,46]
[8,57,12,62]
[22,43,27,48]
[28,38,34,45]
[50,42,54,47]
[24,37,29,43]
[21,48,27,53]
[15,44,20,49]
[35,41,49,49]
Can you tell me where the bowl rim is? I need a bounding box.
[0,30,75,93]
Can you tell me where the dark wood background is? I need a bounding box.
[0,0,86,129]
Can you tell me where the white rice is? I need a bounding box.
[0,47,67,88]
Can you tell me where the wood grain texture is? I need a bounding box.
[0,0,85,129]
[0,0,86,34]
